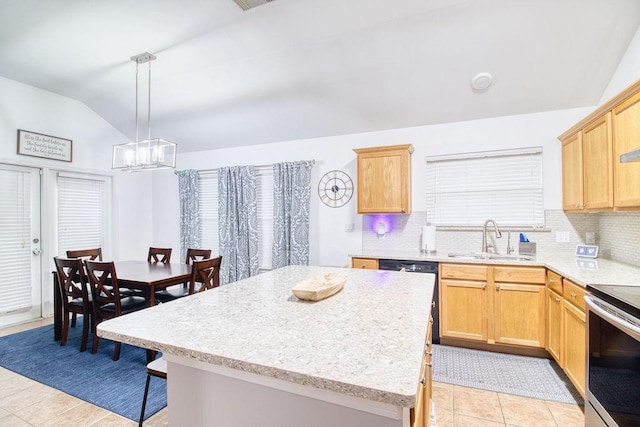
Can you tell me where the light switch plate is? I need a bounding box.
[576,244,598,258]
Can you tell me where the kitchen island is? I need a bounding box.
[97,265,435,426]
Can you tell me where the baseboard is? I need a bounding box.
[439,337,550,358]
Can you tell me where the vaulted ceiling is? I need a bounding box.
[1,0,638,153]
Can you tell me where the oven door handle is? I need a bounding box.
[585,295,640,341]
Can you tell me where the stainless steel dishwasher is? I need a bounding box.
[378,259,439,344]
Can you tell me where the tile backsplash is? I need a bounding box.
[362,210,640,268]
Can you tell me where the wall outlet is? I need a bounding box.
[344,223,355,232]
[585,231,596,245]
[556,231,570,243]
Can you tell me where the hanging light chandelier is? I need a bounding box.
[112,52,177,171]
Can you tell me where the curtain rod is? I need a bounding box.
[193,160,315,174]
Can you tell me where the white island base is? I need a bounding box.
[165,354,412,427]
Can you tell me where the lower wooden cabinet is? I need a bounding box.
[351,257,378,269]
[562,279,587,397]
[546,288,563,363]
[412,316,433,427]
[493,282,546,347]
[440,264,546,348]
[440,278,488,342]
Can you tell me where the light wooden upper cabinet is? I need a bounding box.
[353,144,413,214]
[561,113,614,212]
[613,90,640,208]
[561,131,584,211]
[559,78,640,211]
[583,113,613,210]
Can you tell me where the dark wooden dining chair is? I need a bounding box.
[54,257,93,352]
[189,256,222,294]
[185,248,212,265]
[139,357,167,426]
[154,248,213,303]
[85,260,147,361]
[147,247,172,264]
[66,248,102,261]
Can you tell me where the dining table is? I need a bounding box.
[53,260,193,341]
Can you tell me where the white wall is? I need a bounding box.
[599,25,640,103]
[152,107,591,268]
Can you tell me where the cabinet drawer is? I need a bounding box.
[563,279,586,312]
[440,263,487,280]
[547,270,563,294]
[351,258,379,269]
[494,267,546,284]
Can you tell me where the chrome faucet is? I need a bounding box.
[481,219,502,253]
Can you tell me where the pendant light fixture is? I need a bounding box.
[112,52,177,171]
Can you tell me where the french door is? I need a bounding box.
[0,164,42,327]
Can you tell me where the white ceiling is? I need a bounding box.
[1,0,639,153]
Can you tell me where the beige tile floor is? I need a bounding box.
[0,319,584,426]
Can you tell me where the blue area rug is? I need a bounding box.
[0,318,166,421]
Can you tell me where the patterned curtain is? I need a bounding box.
[218,166,259,284]
[272,161,313,268]
[176,170,201,263]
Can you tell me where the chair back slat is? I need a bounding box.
[190,256,222,294]
[66,248,102,261]
[54,257,89,304]
[85,260,122,313]
[148,247,172,264]
[185,248,212,265]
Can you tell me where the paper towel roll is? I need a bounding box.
[421,225,436,253]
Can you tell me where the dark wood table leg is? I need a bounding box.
[146,349,157,363]
[53,271,62,341]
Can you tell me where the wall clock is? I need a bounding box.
[318,170,354,208]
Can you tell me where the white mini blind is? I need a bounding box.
[198,166,274,271]
[199,171,220,257]
[426,148,544,227]
[57,174,108,257]
[0,168,32,313]
[255,165,274,271]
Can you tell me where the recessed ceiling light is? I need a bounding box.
[471,72,493,91]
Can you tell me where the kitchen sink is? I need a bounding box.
[447,252,534,261]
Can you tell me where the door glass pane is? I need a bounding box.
[0,165,41,325]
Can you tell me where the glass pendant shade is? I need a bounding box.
[112,138,177,171]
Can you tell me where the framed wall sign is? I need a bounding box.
[17,129,72,162]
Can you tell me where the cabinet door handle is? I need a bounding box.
[570,292,577,298]
[549,279,555,284]
[555,297,561,302]
[482,283,486,290]
[496,285,500,291]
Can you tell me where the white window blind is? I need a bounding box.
[0,168,32,313]
[426,147,544,227]
[199,171,220,257]
[198,166,274,271]
[57,173,109,257]
[256,166,273,271]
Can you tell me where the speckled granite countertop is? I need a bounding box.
[351,251,640,288]
[97,265,435,407]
